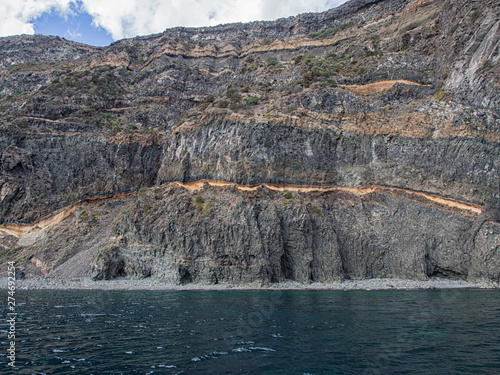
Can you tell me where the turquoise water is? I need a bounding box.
[1,289,500,374]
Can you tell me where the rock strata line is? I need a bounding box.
[0,191,135,237]
[341,80,431,95]
[0,180,482,238]
[175,180,482,213]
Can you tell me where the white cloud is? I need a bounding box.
[0,0,348,41]
[0,0,73,36]
[78,0,261,39]
[259,0,348,21]
[66,25,82,39]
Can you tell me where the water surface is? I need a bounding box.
[1,289,500,374]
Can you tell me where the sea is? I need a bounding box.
[1,289,500,374]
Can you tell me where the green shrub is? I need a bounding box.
[0,246,20,257]
[182,40,196,50]
[218,100,229,108]
[348,66,366,75]
[436,88,446,100]
[244,96,259,106]
[308,205,323,217]
[16,252,32,262]
[123,124,137,134]
[264,105,276,117]
[307,25,349,40]
[96,65,113,74]
[301,71,315,87]
[195,196,205,204]
[326,78,338,87]
[226,86,242,103]
[204,94,215,103]
[95,112,118,128]
[283,190,292,200]
[296,52,363,86]
[267,57,278,66]
[246,63,260,71]
[230,102,242,111]
[307,26,340,39]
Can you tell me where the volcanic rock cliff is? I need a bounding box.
[0,0,499,286]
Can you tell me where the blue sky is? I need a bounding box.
[32,3,113,46]
[1,0,348,47]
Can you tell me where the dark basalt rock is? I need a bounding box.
[85,186,500,285]
[158,119,499,204]
[0,129,163,221]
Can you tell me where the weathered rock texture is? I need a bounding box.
[3,184,498,285]
[89,185,489,284]
[0,0,499,286]
[159,118,499,204]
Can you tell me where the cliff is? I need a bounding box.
[0,0,499,286]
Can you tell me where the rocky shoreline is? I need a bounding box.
[1,276,495,291]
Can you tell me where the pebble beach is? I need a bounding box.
[1,276,492,291]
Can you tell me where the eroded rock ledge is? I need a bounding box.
[160,118,500,205]
[2,182,498,286]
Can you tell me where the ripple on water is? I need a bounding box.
[8,290,500,374]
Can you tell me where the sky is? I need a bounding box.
[0,0,349,46]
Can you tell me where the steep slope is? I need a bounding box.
[0,0,499,286]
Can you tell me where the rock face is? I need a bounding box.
[12,184,498,285]
[0,0,499,286]
[96,185,475,285]
[158,118,499,204]
[0,130,163,221]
